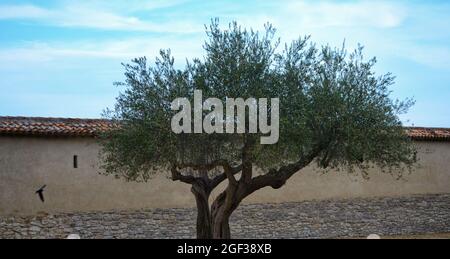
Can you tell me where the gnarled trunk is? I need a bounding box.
[210,186,241,239]
[191,184,212,239]
[212,213,231,239]
[176,148,318,239]
[192,186,238,239]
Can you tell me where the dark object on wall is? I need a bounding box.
[73,155,78,169]
[35,185,46,203]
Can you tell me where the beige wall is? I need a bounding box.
[0,136,449,215]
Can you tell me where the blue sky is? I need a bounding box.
[0,0,449,127]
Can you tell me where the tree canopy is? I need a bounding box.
[100,20,417,239]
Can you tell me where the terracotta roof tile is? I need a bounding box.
[0,117,449,141]
[406,127,450,141]
[0,117,115,137]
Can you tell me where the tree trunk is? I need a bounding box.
[212,213,231,239]
[210,187,240,239]
[191,184,212,239]
[192,186,236,239]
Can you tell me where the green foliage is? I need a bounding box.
[100,19,416,182]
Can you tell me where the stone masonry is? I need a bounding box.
[0,194,449,239]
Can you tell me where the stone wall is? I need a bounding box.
[1,194,449,239]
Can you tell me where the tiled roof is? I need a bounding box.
[0,116,449,141]
[406,127,450,141]
[0,117,114,137]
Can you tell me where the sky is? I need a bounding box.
[0,0,449,127]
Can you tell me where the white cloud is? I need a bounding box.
[0,36,204,70]
[80,0,188,13]
[0,0,449,72]
[243,0,449,71]
[51,6,197,33]
[392,44,450,71]
[0,2,199,33]
[0,5,51,19]
[0,1,407,34]
[280,0,407,29]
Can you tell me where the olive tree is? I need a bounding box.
[100,20,416,239]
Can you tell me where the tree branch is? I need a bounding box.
[172,162,242,191]
[240,136,254,184]
[170,165,198,185]
[245,149,320,195]
[210,164,242,189]
[221,161,238,185]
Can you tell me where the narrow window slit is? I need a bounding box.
[73,155,78,169]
